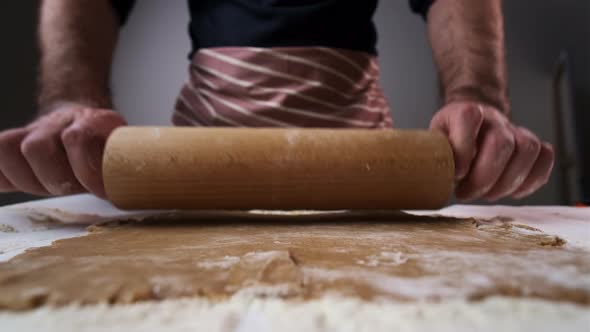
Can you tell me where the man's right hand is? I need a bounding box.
[0,105,126,198]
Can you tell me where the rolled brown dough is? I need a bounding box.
[0,211,589,311]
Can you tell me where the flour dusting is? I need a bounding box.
[197,256,241,269]
[357,252,408,267]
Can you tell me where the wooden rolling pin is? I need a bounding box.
[103,127,454,210]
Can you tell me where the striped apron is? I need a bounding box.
[173,47,392,128]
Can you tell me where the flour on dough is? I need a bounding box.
[0,212,589,310]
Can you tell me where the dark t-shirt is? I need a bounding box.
[111,0,434,56]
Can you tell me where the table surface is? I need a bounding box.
[1,194,589,263]
[0,195,589,332]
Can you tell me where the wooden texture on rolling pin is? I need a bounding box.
[103,127,454,210]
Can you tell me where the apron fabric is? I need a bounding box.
[173,47,393,128]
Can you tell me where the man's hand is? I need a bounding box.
[0,105,126,198]
[430,101,554,201]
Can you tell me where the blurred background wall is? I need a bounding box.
[1,0,588,205]
[0,1,39,205]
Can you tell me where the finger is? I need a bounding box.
[455,125,515,201]
[0,128,49,196]
[21,127,85,196]
[511,143,555,199]
[445,105,484,180]
[484,127,542,201]
[429,109,450,135]
[62,112,125,198]
[0,170,15,192]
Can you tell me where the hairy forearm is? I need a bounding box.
[427,0,510,114]
[38,0,119,112]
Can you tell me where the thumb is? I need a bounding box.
[62,111,126,198]
[430,103,484,180]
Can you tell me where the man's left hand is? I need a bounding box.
[430,101,555,201]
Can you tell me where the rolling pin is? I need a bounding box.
[103,127,454,210]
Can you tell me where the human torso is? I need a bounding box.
[173,0,392,128]
[186,0,378,56]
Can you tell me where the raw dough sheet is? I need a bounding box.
[0,209,589,310]
[0,195,589,332]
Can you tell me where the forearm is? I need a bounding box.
[38,0,119,112]
[427,0,510,114]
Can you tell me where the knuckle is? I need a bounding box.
[89,109,122,122]
[19,137,39,156]
[89,113,126,134]
[543,143,555,158]
[429,117,447,133]
[20,135,53,157]
[0,129,24,154]
[80,118,124,141]
[527,138,541,154]
[490,130,515,152]
[515,127,539,147]
[516,126,534,137]
[76,118,100,134]
[93,109,117,118]
[429,112,444,128]
[517,132,541,154]
[61,126,88,145]
[457,104,480,119]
